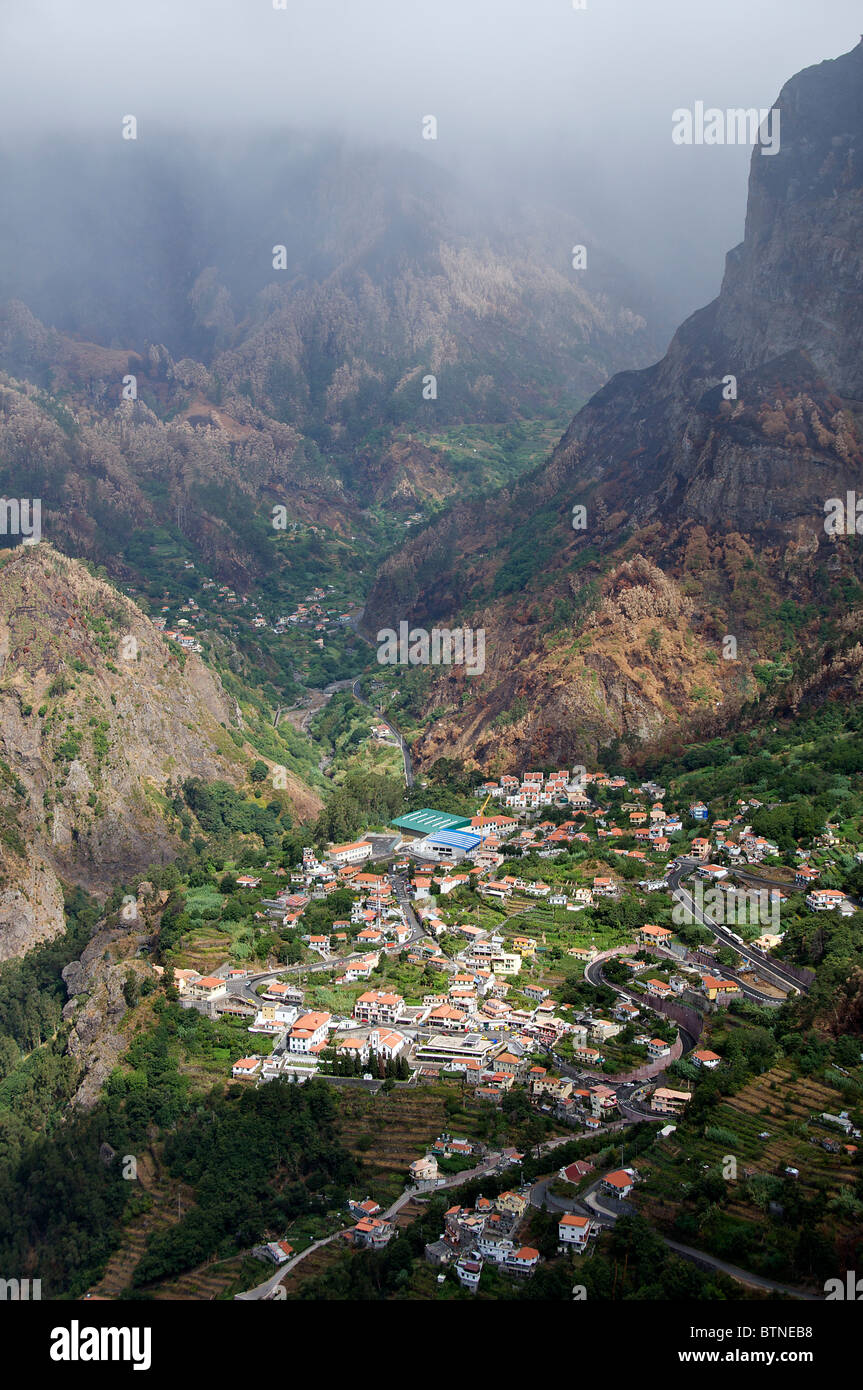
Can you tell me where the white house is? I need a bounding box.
[692,1049,721,1069]
[329,840,373,865]
[369,1028,408,1060]
[288,1011,331,1054]
[231,1057,261,1079]
[602,1169,636,1199]
[806,889,846,911]
[558,1213,592,1250]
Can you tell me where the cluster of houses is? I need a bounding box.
[423,1184,541,1290]
[175,763,848,1117]
[476,767,586,811]
[674,804,857,917]
[185,848,703,1117]
[459,768,858,922]
[273,587,353,639]
[148,570,356,658]
[152,611,204,653]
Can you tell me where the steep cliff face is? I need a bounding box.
[0,544,296,959]
[364,41,863,771]
[714,44,863,400]
[61,885,162,1110]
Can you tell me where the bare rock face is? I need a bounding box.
[61,916,156,1110]
[0,543,248,959]
[714,42,863,400]
[0,852,66,963]
[363,41,863,771]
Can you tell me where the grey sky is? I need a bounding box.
[2,0,858,139]
[1,0,860,319]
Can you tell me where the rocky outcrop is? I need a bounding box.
[0,544,275,958]
[364,41,863,770]
[0,850,65,963]
[61,890,160,1109]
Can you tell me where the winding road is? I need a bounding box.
[234,1133,577,1300]
[231,841,813,1300]
[532,1177,819,1300]
[667,860,809,997]
[351,678,414,787]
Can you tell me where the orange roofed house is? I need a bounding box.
[602,1169,636,1199]
[558,1213,593,1250]
[288,1011,331,1054]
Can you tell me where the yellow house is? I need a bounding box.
[651,1087,691,1115]
[489,951,522,976]
[531,1076,573,1101]
[409,1155,439,1182]
[512,936,537,957]
[701,975,740,1002]
[567,946,596,962]
[496,1190,528,1217]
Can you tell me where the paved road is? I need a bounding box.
[577,1181,819,1299]
[576,947,694,1078]
[352,678,414,787]
[668,860,808,996]
[235,1133,576,1300]
[392,872,426,945]
[531,1170,818,1299]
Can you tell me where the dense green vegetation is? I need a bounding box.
[131,1079,358,1287]
[0,977,359,1298]
[0,886,99,1129]
[312,769,405,842]
[181,777,289,844]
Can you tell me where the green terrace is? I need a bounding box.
[630,1005,863,1286]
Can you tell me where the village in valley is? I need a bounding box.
[161,751,863,1296]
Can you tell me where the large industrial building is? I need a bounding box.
[391,809,472,840]
[413,828,482,863]
[391,808,481,862]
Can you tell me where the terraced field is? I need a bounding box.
[645,1066,857,1189]
[151,1255,250,1301]
[634,1061,862,1280]
[171,924,236,974]
[274,1239,345,1296]
[87,1150,193,1299]
[336,1085,488,1204]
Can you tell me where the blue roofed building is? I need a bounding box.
[412,828,483,862]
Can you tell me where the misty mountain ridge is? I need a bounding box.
[0,130,664,420]
[363,39,863,774]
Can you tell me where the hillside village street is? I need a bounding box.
[163,757,863,1302]
[236,1133,579,1300]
